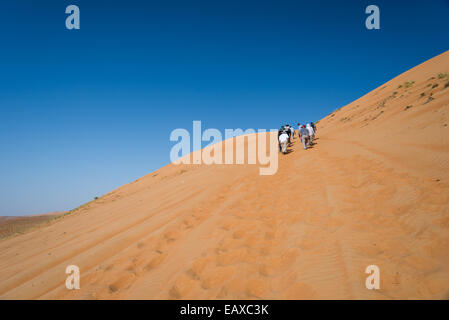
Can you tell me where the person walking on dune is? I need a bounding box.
[299,125,309,150]
[311,121,317,134]
[306,123,315,146]
[279,130,289,154]
[278,126,285,151]
[284,124,292,144]
[290,125,295,140]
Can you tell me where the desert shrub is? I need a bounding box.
[404,81,415,88]
[438,73,449,79]
[432,84,439,89]
[404,105,413,110]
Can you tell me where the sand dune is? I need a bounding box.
[0,51,448,299]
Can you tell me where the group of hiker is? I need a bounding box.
[278,122,316,154]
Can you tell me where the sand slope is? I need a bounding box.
[1,51,449,299]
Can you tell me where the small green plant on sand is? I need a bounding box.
[438,73,449,79]
[404,81,415,88]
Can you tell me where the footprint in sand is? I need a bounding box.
[245,278,271,299]
[258,248,299,277]
[108,272,136,293]
[186,256,213,280]
[217,247,248,266]
[283,282,318,299]
[169,273,198,299]
[143,253,167,271]
[163,227,180,243]
[201,265,235,290]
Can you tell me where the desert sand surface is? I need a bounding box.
[0,51,448,300]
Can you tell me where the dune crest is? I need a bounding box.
[1,51,448,299]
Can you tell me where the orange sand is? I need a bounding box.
[0,51,448,299]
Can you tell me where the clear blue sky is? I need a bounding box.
[0,0,448,216]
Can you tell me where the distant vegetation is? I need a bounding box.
[0,213,66,240]
[404,81,415,88]
[398,81,415,89]
[378,100,386,108]
[438,73,449,79]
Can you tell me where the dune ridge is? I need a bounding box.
[0,50,448,299]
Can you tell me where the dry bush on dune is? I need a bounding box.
[404,81,415,88]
